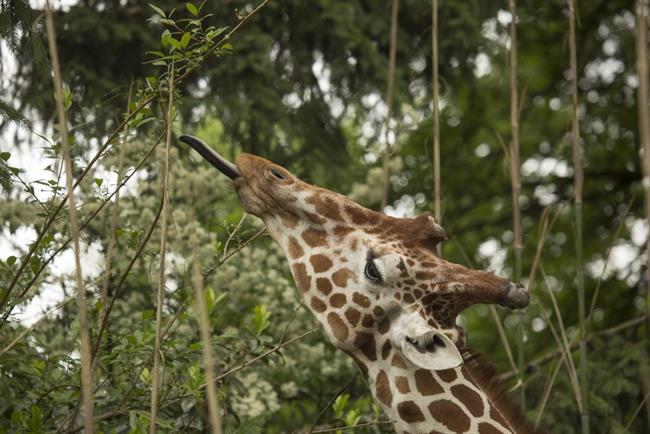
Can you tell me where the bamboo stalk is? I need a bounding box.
[432,0,441,225]
[568,1,589,432]
[380,0,399,210]
[635,2,650,429]
[44,2,94,432]
[507,0,525,409]
[191,244,222,434]
[635,0,650,333]
[149,64,175,434]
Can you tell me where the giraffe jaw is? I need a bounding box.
[179,135,241,180]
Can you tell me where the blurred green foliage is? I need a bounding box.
[0,0,648,432]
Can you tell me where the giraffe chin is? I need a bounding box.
[233,177,268,217]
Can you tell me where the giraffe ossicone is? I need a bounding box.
[180,135,536,434]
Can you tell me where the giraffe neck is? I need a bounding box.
[350,339,532,434]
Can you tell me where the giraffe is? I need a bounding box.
[180,135,537,434]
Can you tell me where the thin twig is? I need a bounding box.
[45,3,94,432]
[306,420,396,433]
[221,213,247,261]
[0,297,74,356]
[380,0,399,210]
[149,62,174,434]
[307,379,355,434]
[534,354,563,428]
[206,328,318,387]
[205,228,266,277]
[624,392,650,433]
[489,306,517,374]
[539,267,583,412]
[586,195,635,326]
[98,82,132,327]
[191,244,222,434]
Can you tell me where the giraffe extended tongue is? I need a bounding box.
[179,135,241,180]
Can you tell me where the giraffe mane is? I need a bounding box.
[461,349,545,434]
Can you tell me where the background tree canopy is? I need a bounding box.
[0,0,648,433]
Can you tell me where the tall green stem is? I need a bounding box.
[568,0,589,432]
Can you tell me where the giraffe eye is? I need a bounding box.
[270,167,285,180]
[364,259,382,284]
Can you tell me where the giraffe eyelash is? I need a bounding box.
[364,250,383,284]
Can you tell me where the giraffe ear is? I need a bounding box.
[398,315,463,370]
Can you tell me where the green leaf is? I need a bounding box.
[186,3,198,16]
[62,85,72,111]
[251,304,270,336]
[168,37,182,50]
[149,3,166,18]
[161,29,171,47]
[180,32,191,49]
[94,178,103,187]
[332,393,350,418]
[6,256,16,266]
[0,152,10,161]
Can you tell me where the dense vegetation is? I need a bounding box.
[0,0,648,432]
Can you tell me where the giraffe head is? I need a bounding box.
[181,136,529,372]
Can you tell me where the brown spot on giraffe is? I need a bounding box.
[375,370,393,406]
[391,354,407,369]
[352,292,371,308]
[397,401,426,423]
[306,193,343,221]
[302,228,328,247]
[333,225,354,238]
[414,369,444,396]
[329,293,346,308]
[437,369,457,383]
[354,332,377,361]
[428,399,471,433]
[327,312,348,342]
[310,297,326,313]
[332,268,354,287]
[451,384,484,417]
[291,263,310,294]
[287,236,304,259]
[316,277,333,295]
[381,340,392,359]
[378,317,390,335]
[344,308,361,326]
[395,376,410,394]
[310,254,333,272]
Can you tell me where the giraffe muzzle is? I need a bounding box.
[498,282,530,309]
[179,135,241,180]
